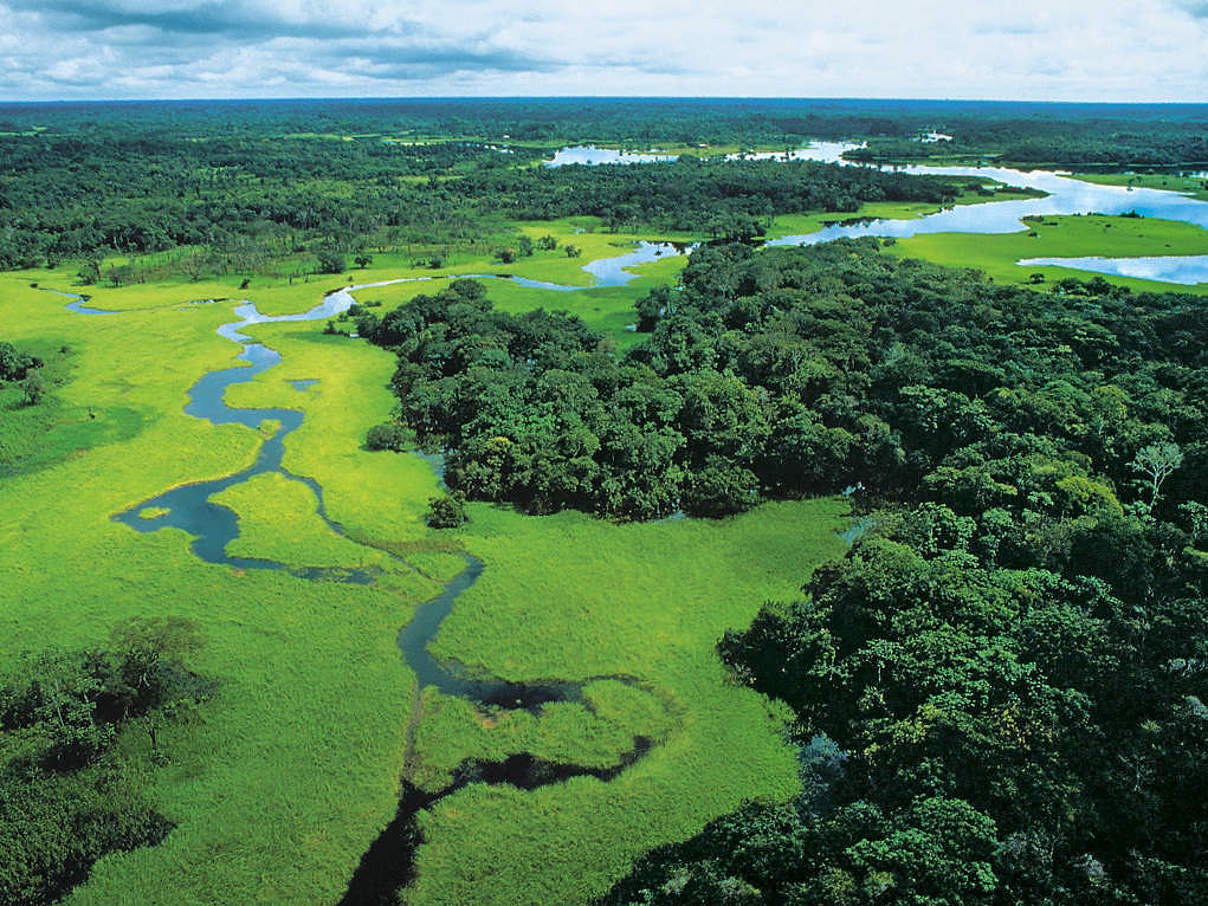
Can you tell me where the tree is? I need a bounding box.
[76,257,101,286]
[1132,442,1183,511]
[365,422,409,452]
[354,254,373,269]
[0,342,41,381]
[426,492,468,528]
[536,234,558,251]
[315,249,346,274]
[21,371,47,406]
[564,244,581,258]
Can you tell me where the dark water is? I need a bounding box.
[65,286,667,905]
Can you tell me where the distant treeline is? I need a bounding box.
[0,124,957,273]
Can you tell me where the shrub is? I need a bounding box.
[365,422,409,452]
[425,492,468,528]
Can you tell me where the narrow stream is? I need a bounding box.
[60,282,671,906]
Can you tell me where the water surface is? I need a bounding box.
[766,162,1208,285]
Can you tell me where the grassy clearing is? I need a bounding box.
[2,236,853,906]
[1070,171,1208,202]
[0,280,433,904]
[348,259,685,349]
[886,213,1208,292]
[404,498,850,906]
[210,472,439,598]
[410,679,673,792]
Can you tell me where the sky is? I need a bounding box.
[0,0,1205,102]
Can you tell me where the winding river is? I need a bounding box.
[60,265,674,905]
[766,160,1208,284]
[546,140,1208,285]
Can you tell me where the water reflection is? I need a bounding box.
[766,162,1208,285]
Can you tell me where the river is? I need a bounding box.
[546,141,1208,286]
[59,279,669,906]
[766,160,1208,284]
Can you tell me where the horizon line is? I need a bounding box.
[2,95,1208,107]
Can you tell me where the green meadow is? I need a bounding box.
[0,244,848,905]
[1070,171,1208,201]
[885,213,1208,292]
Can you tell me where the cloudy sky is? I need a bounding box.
[0,0,1205,102]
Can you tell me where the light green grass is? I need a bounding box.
[210,472,438,598]
[403,498,850,906]
[2,265,853,906]
[410,679,671,792]
[0,281,431,904]
[886,213,1208,293]
[1070,171,1208,202]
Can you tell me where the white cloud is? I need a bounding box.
[0,0,1204,100]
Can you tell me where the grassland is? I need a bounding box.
[405,499,848,906]
[10,192,1208,904]
[885,213,1208,292]
[1,242,851,906]
[1070,171,1208,202]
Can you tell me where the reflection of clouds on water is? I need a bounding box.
[543,145,678,166]
[764,161,1208,286]
[544,141,865,167]
[1018,255,1208,285]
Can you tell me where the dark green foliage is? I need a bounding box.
[610,516,1208,905]
[0,764,173,906]
[0,619,213,904]
[458,158,952,235]
[0,341,42,381]
[364,421,409,452]
[368,240,1208,527]
[425,491,468,528]
[315,249,346,275]
[603,243,1208,905]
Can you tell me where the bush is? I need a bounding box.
[425,492,468,528]
[315,250,346,274]
[21,372,47,407]
[681,461,761,518]
[365,422,409,452]
[0,341,42,381]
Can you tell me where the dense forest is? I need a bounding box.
[362,241,1208,522]
[356,242,1208,903]
[4,97,1208,275]
[0,125,955,275]
[583,244,1208,905]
